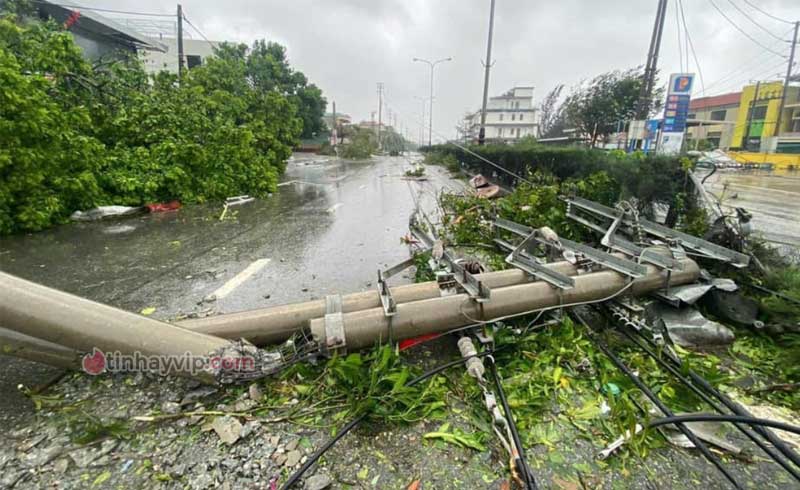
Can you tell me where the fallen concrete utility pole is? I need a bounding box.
[178,258,594,345]
[0,327,81,370]
[0,272,283,384]
[309,258,701,351]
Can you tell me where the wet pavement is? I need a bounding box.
[0,153,463,426]
[700,167,800,249]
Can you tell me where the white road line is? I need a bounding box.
[327,203,344,213]
[212,259,271,299]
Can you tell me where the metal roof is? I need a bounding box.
[36,0,167,52]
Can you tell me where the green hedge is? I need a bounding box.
[427,144,688,208]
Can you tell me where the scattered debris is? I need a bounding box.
[70,205,143,222]
[304,474,332,490]
[647,303,735,347]
[211,416,243,445]
[145,200,181,213]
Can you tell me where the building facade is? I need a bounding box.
[731,82,800,153]
[464,87,538,143]
[141,37,220,74]
[686,92,740,150]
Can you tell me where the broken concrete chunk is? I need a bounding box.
[305,474,333,490]
[211,416,243,445]
[285,449,301,467]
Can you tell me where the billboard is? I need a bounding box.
[658,73,694,154]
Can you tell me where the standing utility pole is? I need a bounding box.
[377,82,384,151]
[331,101,337,147]
[177,4,185,81]
[414,96,427,147]
[636,0,668,120]
[413,57,452,147]
[776,21,799,137]
[743,81,761,150]
[478,0,496,145]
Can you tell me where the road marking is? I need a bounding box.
[212,259,271,299]
[327,203,344,213]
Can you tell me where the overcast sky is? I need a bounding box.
[87,0,796,142]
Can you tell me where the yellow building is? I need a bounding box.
[731,81,800,153]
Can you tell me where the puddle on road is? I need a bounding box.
[702,168,800,249]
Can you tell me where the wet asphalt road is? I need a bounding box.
[701,167,800,249]
[0,153,463,427]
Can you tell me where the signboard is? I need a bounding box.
[658,73,694,154]
[643,119,660,152]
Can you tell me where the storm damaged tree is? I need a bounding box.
[537,84,565,138]
[562,67,663,146]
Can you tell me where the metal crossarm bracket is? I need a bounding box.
[494,217,647,279]
[442,251,491,302]
[506,230,575,289]
[409,217,491,302]
[376,255,420,318]
[323,295,346,354]
[566,197,750,268]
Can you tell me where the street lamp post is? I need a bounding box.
[413,56,452,147]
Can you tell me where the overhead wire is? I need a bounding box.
[181,11,214,47]
[678,0,706,95]
[726,0,788,42]
[740,0,795,25]
[30,0,173,17]
[707,0,788,58]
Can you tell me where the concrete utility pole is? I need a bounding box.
[478,0,496,145]
[414,96,427,146]
[776,21,799,137]
[743,81,761,149]
[331,101,337,147]
[377,82,384,151]
[176,4,185,81]
[413,57,452,147]
[636,0,668,120]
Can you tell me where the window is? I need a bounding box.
[186,55,202,69]
[516,128,521,138]
[511,114,516,121]
[710,110,726,121]
[499,114,504,121]
[751,105,768,120]
[687,113,696,120]
[519,113,523,121]
[498,128,503,137]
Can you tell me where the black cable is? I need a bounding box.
[726,0,786,42]
[649,415,800,436]
[487,356,538,490]
[627,324,800,471]
[741,0,794,25]
[615,324,800,482]
[30,0,173,17]
[280,350,496,490]
[707,0,787,58]
[575,312,744,489]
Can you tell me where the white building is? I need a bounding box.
[141,37,220,74]
[464,86,538,143]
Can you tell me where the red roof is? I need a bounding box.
[689,92,741,110]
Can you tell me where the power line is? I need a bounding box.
[30,0,173,17]
[707,0,787,58]
[181,13,214,46]
[726,0,785,42]
[700,27,792,93]
[678,0,705,95]
[741,0,794,25]
[674,0,684,72]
